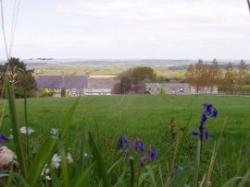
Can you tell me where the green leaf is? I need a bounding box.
[222,176,245,187]
[129,157,135,187]
[88,132,110,187]
[58,141,70,187]
[28,138,56,186]
[73,164,94,187]
[9,172,31,187]
[146,165,157,187]
[107,157,122,174]
[113,167,126,187]
[158,166,164,187]
[238,168,250,187]
[6,81,27,177]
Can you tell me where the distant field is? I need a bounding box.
[2,95,250,186]
[31,64,186,78]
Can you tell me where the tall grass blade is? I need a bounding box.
[9,172,31,187]
[222,177,245,187]
[58,141,69,187]
[6,82,27,177]
[23,94,30,167]
[202,143,217,187]
[61,97,80,137]
[113,167,126,187]
[146,165,157,187]
[88,132,109,187]
[107,157,122,174]
[165,136,180,187]
[0,101,6,130]
[129,157,135,187]
[193,138,201,187]
[238,168,250,187]
[73,163,94,187]
[28,137,56,186]
[158,166,164,187]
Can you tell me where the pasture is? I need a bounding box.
[2,95,250,186]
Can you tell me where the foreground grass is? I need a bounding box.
[1,95,250,186]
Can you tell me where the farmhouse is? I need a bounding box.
[145,82,218,95]
[84,76,116,95]
[36,75,116,96]
[36,75,88,96]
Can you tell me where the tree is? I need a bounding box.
[185,64,195,85]
[117,66,156,94]
[208,59,222,92]
[186,60,206,93]
[223,63,234,91]
[131,66,156,84]
[186,59,208,93]
[0,57,36,97]
[237,60,247,88]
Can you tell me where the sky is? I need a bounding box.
[0,0,250,60]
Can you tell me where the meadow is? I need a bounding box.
[1,95,250,186]
[31,64,186,79]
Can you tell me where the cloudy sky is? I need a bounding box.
[0,0,250,60]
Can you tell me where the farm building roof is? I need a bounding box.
[88,77,116,89]
[36,75,88,89]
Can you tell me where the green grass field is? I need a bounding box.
[2,95,250,186]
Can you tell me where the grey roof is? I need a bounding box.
[88,77,115,89]
[36,75,88,89]
[167,83,190,89]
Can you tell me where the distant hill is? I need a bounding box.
[22,58,250,68]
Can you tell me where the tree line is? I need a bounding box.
[185,59,250,94]
[0,58,36,97]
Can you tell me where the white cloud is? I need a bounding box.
[1,0,250,59]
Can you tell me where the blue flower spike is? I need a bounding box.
[148,145,157,160]
[134,140,144,151]
[0,134,8,143]
[140,154,147,167]
[118,136,129,149]
[191,103,218,141]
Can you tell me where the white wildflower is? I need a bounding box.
[8,134,13,140]
[45,175,52,181]
[41,164,52,181]
[50,128,58,136]
[67,152,73,163]
[84,152,93,158]
[19,126,35,135]
[41,164,50,176]
[51,153,61,169]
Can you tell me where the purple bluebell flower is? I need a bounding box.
[204,130,211,140]
[117,136,129,149]
[203,103,218,118]
[190,131,199,136]
[148,146,157,160]
[0,134,8,143]
[191,103,217,140]
[139,154,147,167]
[134,140,144,151]
[200,113,208,126]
